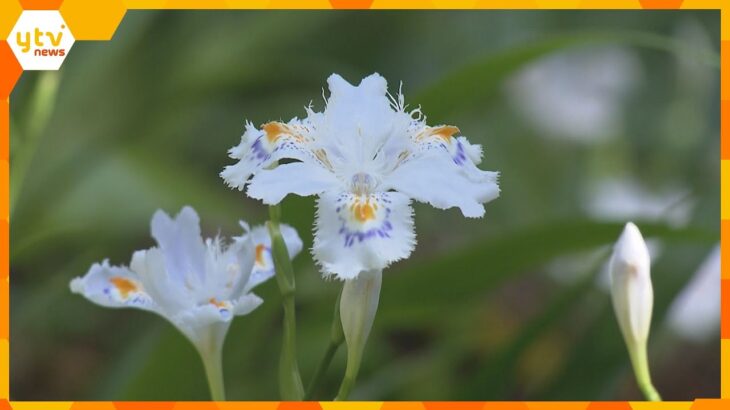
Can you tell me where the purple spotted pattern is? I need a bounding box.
[453,140,468,166]
[335,194,394,248]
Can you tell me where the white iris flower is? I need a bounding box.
[70,206,302,399]
[221,73,500,280]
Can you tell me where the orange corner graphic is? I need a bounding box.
[0,98,7,161]
[720,279,730,339]
[59,0,126,40]
[18,0,65,10]
[0,0,22,39]
[723,41,729,100]
[112,402,176,410]
[0,266,7,340]
[0,41,22,100]
[638,0,683,8]
[329,0,375,8]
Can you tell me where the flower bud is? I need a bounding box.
[336,269,382,400]
[609,222,653,347]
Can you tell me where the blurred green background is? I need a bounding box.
[9,10,721,401]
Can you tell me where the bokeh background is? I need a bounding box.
[9,10,720,401]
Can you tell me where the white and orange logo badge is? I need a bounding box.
[8,10,74,71]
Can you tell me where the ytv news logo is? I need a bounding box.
[8,11,75,71]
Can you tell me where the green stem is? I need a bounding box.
[306,341,341,400]
[335,374,357,401]
[629,343,661,401]
[201,348,226,401]
[268,205,305,400]
[305,290,345,400]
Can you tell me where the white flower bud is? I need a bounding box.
[609,222,653,349]
[608,222,662,401]
[336,269,382,399]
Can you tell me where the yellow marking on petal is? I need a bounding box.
[315,148,333,169]
[262,121,306,143]
[415,125,460,142]
[352,199,376,223]
[255,243,267,266]
[110,277,138,299]
[431,125,460,141]
[395,149,411,167]
[209,298,229,309]
[262,122,287,143]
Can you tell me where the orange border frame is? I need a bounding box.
[0,0,728,409]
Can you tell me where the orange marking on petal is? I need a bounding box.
[110,277,138,298]
[255,243,267,266]
[315,148,333,168]
[262,122,307,144]
[352,199,376,223]
[209,298,228,309]
[431,125,460,141]
[262,122,288,143]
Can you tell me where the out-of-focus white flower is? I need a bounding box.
[508,47,640,142]
[221,73,499,280]
[609,222,653,348]
[666,245,720,343]
[585,178,693,228]
[70,206,302,353]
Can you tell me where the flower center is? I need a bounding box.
[351,197,377,223]
[350,172,376,195]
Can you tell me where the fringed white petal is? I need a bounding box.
[221,120,327,191]
[172,303,234,343]
[70,259,157,312]
[411,125,496,183]
[313,191,416,280]
[236,224,303,292]
[382,152,499,218]
[246,161,339,205]
[131,247,190,314]
[150,206,207,285]
[324,74,398,153]
[232,293,264,316]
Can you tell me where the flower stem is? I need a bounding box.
[268,205,305,400]
[305,290,345,400]
[629,343,662,401]
[200,348,226,401]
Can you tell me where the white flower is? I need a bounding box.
[609,222,653,348]
[666,245,720,343]
[585,178,693,228]
[507,46,639,143]
[70,206,303,351]
[221,73,499,280]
